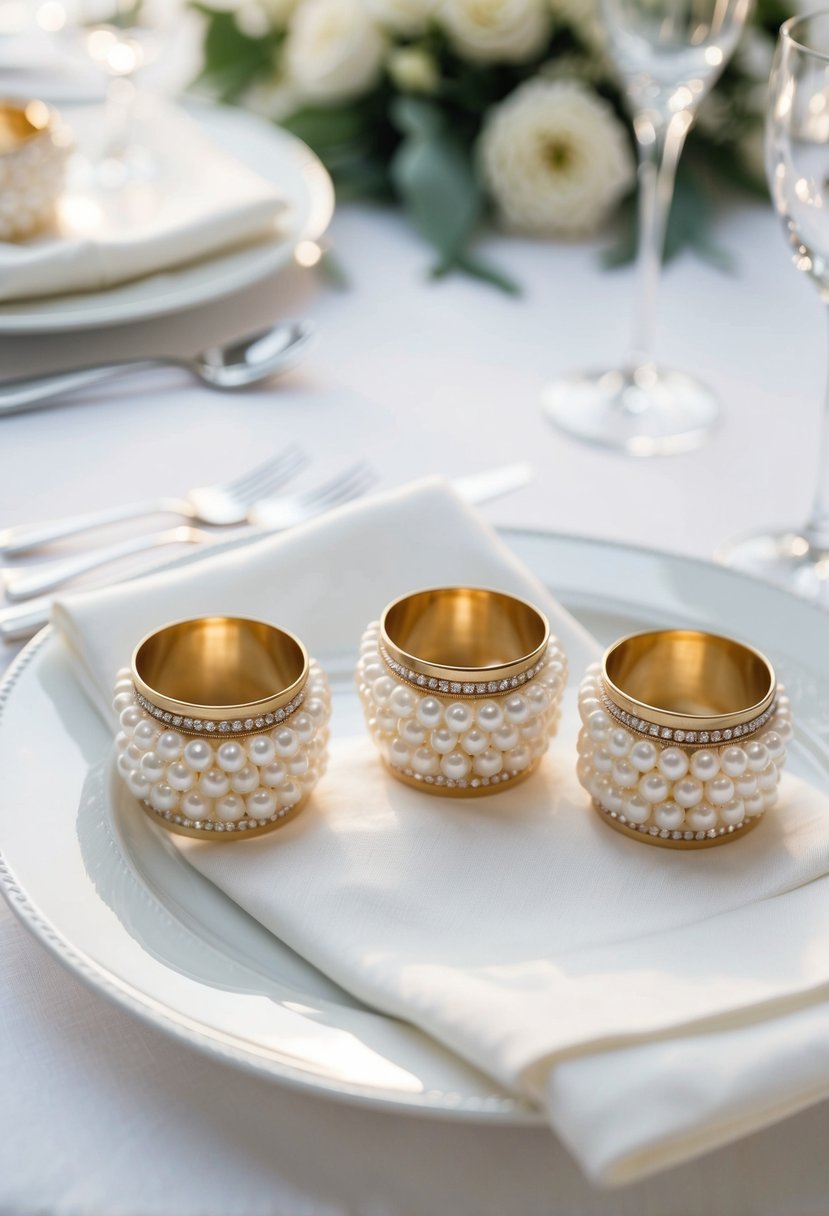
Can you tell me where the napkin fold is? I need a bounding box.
[53,479,829,1185]
[0,103,288,303]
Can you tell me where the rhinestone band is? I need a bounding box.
[379,645,548,697]
[142,798,299,833]
[133,687,305,737]
[600,682,777,746]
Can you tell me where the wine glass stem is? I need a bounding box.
[628,110,692,369]
[802,308,829,548]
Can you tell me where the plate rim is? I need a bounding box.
[1,528,827,1121]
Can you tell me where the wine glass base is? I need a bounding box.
[716,530,829,605]
[543,365,719,456]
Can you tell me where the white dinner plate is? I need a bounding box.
[0,102,335,333]
[1,531,828,1123]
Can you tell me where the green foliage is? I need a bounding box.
[193,4,281,102]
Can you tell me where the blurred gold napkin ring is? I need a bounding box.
[576,629,792,849]
[114,616,331,840]
[358,586,567,796]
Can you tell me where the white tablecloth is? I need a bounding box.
[1,197,828,1215]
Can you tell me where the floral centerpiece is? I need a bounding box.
[195,0,796,289]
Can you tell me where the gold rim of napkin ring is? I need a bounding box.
[594,628,781,850]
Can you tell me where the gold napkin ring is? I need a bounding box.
[113,616,331,839]
[357,587,567,796]
[577,629,793,849]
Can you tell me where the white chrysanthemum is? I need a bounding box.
[368,0,437,35]
[284,0,386,103]
[388,46,440,92]
[440,0,550,63]
[479,78,634,236]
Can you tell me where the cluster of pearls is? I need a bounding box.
[113,661,331,835]
[356,623,567,792]
[0,114,71,242]
[577,663,792,844]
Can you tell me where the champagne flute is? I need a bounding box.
[717,13,829,601]
[544,0,752,456]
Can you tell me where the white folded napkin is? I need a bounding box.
[53,479,829,1185]
[0,103,288,303]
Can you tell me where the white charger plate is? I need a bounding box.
[1,530,828,1123]
[0,103,335,333]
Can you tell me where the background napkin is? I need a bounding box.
[0,103,287,303]
[54,479,829,1185]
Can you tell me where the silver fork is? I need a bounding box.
[0,447,307,556]
[2,462,377,603]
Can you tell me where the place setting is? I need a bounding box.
[4,2,829,1214]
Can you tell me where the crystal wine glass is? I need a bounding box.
[717,13,829,600]
[544,0,752,456]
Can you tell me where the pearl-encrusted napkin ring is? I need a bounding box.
[357,587,567,796]
[577,629,792,849]
[0,100,71,242]
[114,616,331,840]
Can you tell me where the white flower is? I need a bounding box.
[368,0,437,35]
[440,0,550,63]
[284,0,386,104]
[388,46,440,92]
[479,78,634,236]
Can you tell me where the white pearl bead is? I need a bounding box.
[587,709,610,740]
[745,741,770,773]
[124,742,143,768]
[526,685,549,716]
[441,750,471,780]
[506,744,531,772]
[372,676,396,705]
[611,759,638,789]
[687,803,718,832]
[744,793,765,817]
[719,798,745,826]
[505,694,530,725]
[292,713,316,744]
[775,717,793,742]
[654,801,684,831]
[200,767,231,799]
[639,772,669,804]
[119,705,143,733]
[608,728,633,758]
[216,794,246,822]
[762,789,778,811]
[473,749,503,778]
[629,740,657,772]
[272,729,299,760]
[400,719,426,747]
[133,719,160,752]
[493,723,519,751]
[720,746,747,778]
[289,753,309,776]
[520,718,543,742]
[735,773,758,799]
[183,739,214,772]
[115,730,129,751]
[674,777,704,809]
[416,697,444,728]
[411,747,440,776]
[461,728,488,755]
[593,746,613,774]
[757,763,779,792]
[167,761,195,792]
[690,750,719,781]
[156,730,184,763]
[149,782,178,813]
[361,660,384,684]
[139,752,165,784]
[279,780,302,809]
[376,709,397,734]
[390,685,416,718]
[579,696,602,724]
[623,794,650,824]
[231,765,260,794]
[117,752,133,778]
[246,735,276,767]
[127,770,151,799]
[657,746,688,781]
[476,701,504,732]
[602,784,624,814]
[431,728,455,754]
[304,697,327,722]
[247,789,277,820]
[445,702,473,733]
[706,775,734,806]
[388,739,411,769]
[261,761,287,788]
[760,731,785,762]
[181,791,210,821]
[113,691,134,714]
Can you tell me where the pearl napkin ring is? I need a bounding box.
[0,100,71,242]
[357,586,567,796]
[114,616,331,839]
[577,629,792,849]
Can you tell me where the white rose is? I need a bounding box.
[388,46,440,92]
[285,0,386,104]
[479,78,634,236]
[368,0,437,35]
[440,0,550,63]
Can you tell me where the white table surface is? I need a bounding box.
[2,196,829,1215]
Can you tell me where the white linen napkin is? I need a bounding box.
[0,103,288,303]
[53,479,829,1185]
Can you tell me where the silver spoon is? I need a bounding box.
[0,318,315,417]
